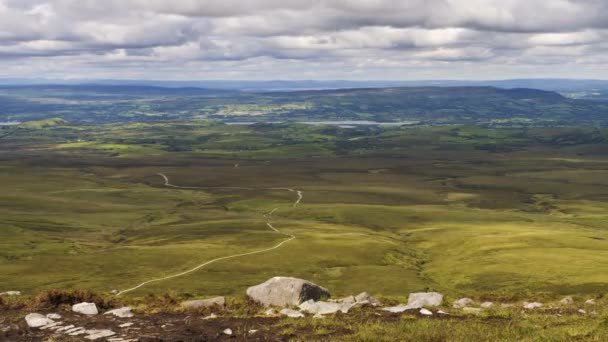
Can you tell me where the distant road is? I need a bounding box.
[116,173,301,296]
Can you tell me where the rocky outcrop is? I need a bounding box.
[246,277,330,307]
[72,302,99,315]
[299,299,352,315]
[182,297,226,309]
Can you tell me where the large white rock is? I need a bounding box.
[246,277,330,307]
[72,302,99,315]
[560,296,574,305]
[407,292,443,308]
[279,308,305,318]
[105,307,134,318]
[419,308,433,316]
[25,313,54,328]
[453,298,474,308]
[182,297,225,309]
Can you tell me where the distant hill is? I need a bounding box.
[1,84,607,125]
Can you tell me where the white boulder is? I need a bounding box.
[25,313,54,328]
[523,302,543,309]
[223,328,233,336]
[407,292,443,308]
[247,277,330,307]
[560,296,574,305]
[0,291,21,296]
[480,302,494,308]
[72,302,99,315]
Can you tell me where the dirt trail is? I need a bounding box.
[116,174,301,296]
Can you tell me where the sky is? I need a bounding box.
[0,0,608,80]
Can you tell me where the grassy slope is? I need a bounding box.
[2,122,608,303]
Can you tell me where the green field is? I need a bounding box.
[2,121,608,302]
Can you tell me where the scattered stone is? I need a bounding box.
[407,292,443,308]
[182,296,226,309]
[249,329,258,334]
[25,313,54,328]
[419,308,433,316]
[578,309,586,314]
[46,313,61,320]
[119,323,134,328]
[438,310,449,315]
[105,307,134,318]
[40,322,62,330]
[72,302,99,315]
[585,299,596,305]
[110,290,118,295]
[223,328,233,336]
[463,307,482,314]
[69,329,87,336]
[381,304,416,313]
[299,300,348,315]
[480,302,494,308]
[560,296,574,305]
[453,298,474,308]
[246,277,330,307]
[0,291,21,296]
[56,325,75,332]
[523,302,543,309]
[84,329,116,340]
[354,292,382,306]
[203,313,218,320]
[66,327,85,334]
[279,308,305,318]
[264,308,277,316]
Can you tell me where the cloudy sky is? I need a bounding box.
[1,0,608,80]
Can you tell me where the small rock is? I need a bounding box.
[560,296,574,305]
[249,329,258,334]
[407,292,443,308]
[25,313,54,328]
[57,325,75,332]
[84,329,116,340]
[223,328,233,336]
[438,310,449,315]
[585,299,596,305]
[463,307,482,314]
[264,308,277,316]
[203,313,218,320]
[523,302,543,309]
[453,298,474,309]
[0,291,21,296]
[182,296,226,309]
[578,309,586,314]
[105,307,134,318]
[354,292,382,306]
[119,322,134,328]
[247,277,330,307]
[298,299,350,315]
[279,308,305,318]
[381,304,416,313]
[72,302,99,315]
[480,302,494,308]
[110,290,118,295]
[46,313,61,320]
[40,322,62,330]
[419,308,433,316]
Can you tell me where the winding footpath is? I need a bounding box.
[116,173,300,296]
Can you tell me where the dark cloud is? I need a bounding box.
[0,0,607,79]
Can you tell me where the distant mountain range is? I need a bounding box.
[1,78,608,93]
